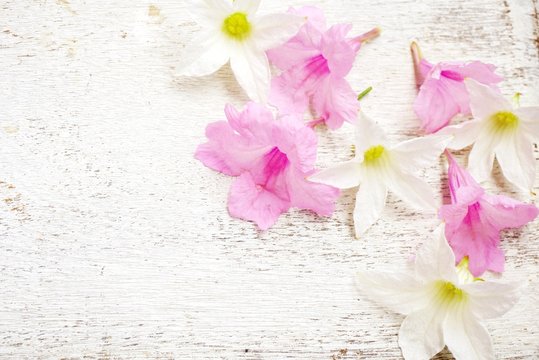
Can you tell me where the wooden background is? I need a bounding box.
[1,0,538,358]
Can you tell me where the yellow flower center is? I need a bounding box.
[222,12,251,40]
[363,145,386,165]
[434,280,468,305]
[490,111,519,132]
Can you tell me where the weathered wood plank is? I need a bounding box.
[0,0,538,358]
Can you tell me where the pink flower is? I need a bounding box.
[439,151,538,276]
[266,6,379,130]
[411,42,503,134]
[195,102,340,230]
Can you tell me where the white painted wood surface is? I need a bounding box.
[1,0,538,358]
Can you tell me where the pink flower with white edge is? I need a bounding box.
[195,102,339,230]
[439,151,538,277]
[267,6,380,130]
[411,42,503,134]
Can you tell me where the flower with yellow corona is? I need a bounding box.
[176,0,304,102]
[309,111,451,237]
[356,226,521,360]
[439,78,539,192]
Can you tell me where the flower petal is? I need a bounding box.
[465,78,512,120]
[515,106,539,142]
[413,76,462,133]
[398,305,446,360]
[467,132,497,184]
[385,168,437,211]
[176,31,230,77]
[186,0,232,25]
[443,309,494,360]
[269,71,310,116]
[437,120,483,150]
[311,76,359,130]
[253,13,304,51]
[354,111,388,159]
[353,178,387,237]
[495,131,536,191]
[232,0,260,16]
[482,193,539,229]
[229,43,271,102]
[228,172,289,230]
[414,226,458,283]
[356,271,428,315]
[320,24,355,77]
[308,160,361,189]
[391,134,451,172]
[461,281,521,319]
[287,168,340,216]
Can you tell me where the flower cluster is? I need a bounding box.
[180,1,538,359]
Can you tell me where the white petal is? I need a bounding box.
[443,309,494,360]
[398,305,446,360]
[353,178,387,237]
[356,271,428,315]
[436,120,483,150]
[354,111,388,160]
[495,131,536,191]
[229,43,270,102]
[384,167,437,211]
[465,78,512,120]
[252,13,305,50]
[462,281,521,319]
[233,0,260,15]
[467,132,498,184]
[308,160,361,189]
[187,0,232,25]
[514,106,539,142]
[391,134,451,172]
[176,31,230,77]
[414,225,458,283]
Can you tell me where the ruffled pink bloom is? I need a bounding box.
[439,152,538,276]
[195,102,340,230]
[411,42,503,134]
[267,6,377,130]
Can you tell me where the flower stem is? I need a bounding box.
[411,41,425,87]
[354,27,381,43]
[513,92,522,107]
[357,86,373,101]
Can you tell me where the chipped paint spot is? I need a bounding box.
[56,0,77,15]
[148,5,160,17]
[3,125,19,134]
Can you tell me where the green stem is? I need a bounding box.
[357,86,373,101]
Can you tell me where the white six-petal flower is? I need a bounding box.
[439,79,539,193]
[177,0,304,102]
[356,226,521,360]
[309,111,451,237]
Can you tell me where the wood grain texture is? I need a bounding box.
[0,0,538,359]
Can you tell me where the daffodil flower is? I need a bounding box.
[357,226,521,360]
[176,0,304,102]
[440,79,539,192]
[309,111,451,237]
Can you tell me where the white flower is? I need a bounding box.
[439,79,539,192]
[356,226,521,360]
[309,111,451,237]
[176,0,304,102]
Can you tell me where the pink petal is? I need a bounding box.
[228,172,290,230]
[287,168,340,216]
[414,76,462,133]
[269,71,311,116]
[320,24,355,77]
[481,194,539,230]
[288,6,326,32]
[195,121,267,176]
[271,116,318,172]
[312,76,359,130]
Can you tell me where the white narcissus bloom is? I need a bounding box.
[177,0,304,102]
[439,78,539,193]
[309,111,451,237]
[357,226,521,360]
